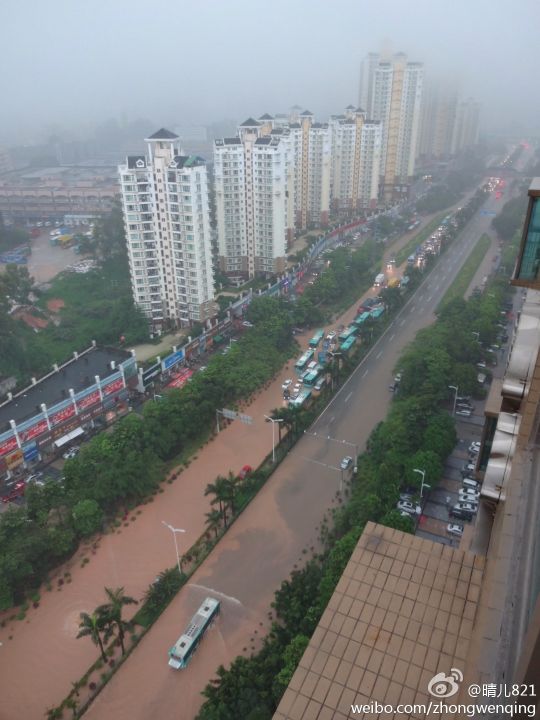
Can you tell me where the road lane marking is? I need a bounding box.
[345,391,352,403]
[410,305,416,311]
[362,369,368,377]
[376,350,382,359]
[389,333,395,341]
[399,318,405,326]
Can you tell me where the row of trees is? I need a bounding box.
[0,297,296,610]
[195,211,513,719]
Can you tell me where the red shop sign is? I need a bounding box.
[0,435,18,458]
[19,419,49,443]
[77,390,101,410]
[49,404,76,427]
[102,378,124,396]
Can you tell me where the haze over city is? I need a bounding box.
[2,0,539,143]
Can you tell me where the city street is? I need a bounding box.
[82,190,503,720]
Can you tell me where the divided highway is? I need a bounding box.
[85,189,502,720]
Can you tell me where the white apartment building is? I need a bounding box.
[119,128,215,331]
[214,118,291,280]
[288,111,331,229]
[330,106,382,212]
[359,52,423,201]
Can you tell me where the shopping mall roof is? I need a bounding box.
[274,522,485,720]
[0,346,132,430]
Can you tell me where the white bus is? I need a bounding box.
[168,597,220,669]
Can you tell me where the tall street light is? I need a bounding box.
[413,468,431,499]
[264,415,284,463]
[162,521,186,576]
[448,384,458,416]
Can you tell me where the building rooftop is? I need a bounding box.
[274,522,485,720]
[239,118,261,127]
[145,128,179,140]
[0,346,132,430]
[259,113,274,120]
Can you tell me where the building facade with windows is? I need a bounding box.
[214,118,292,280]
[119,129,215,331]
[450,98,481,156]
[329,106,382,213]
[359,52,423,202]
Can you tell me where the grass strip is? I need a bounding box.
[437,233,492,311]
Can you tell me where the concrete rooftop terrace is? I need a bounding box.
[273,522,485,720]
[0,346,132,430]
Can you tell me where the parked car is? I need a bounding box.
[242,321,253,328]
[462,478,480,490]
[453,501,478,513]
[461,463,476,477]
[1,481,25,503]
[26,472,43,484]
[62,446,80,460]
[455,409,472,417]
[447,524,464,537]
[469,441,481,454]
[340,456,353,470]
[282,379,293,390]
[326,331,336,341]
[397,500,421,515]
[238,465,252,480]
[459,490,480,503]
[450,507,474,520]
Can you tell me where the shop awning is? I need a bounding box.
[54,426,84,448]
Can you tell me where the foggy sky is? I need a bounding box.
[1,0,539,144]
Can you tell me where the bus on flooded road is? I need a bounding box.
[308,329,325,348]
[295,349,315,372]
[168,597,220,669]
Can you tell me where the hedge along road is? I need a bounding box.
[82,190,501,720]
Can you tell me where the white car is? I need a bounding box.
[453,501,478,513]
[469,442,481,453]
[456,409,472,417]
[340,456,353,470]
[459,488,480,501]
[326,331,336,341]
[282,379,292,390]
[62,446,80,460]
[242,321,253,328]
[447,524,464,537]
[397,500,421,516]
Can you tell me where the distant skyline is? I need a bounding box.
[1,0,539,145]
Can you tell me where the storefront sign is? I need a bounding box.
[0,434,18,458]
[49,404,76,427]
[18,419,49,443]
[23,443,39,462]
[162,350,184,371]
[102,377,124,396]
[5,448,23,470]
[76,389,101,410]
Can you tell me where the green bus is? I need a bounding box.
[309,330,325,348]
[303,364,323,386]
[338,325,356,342]
[340,336,356,353]
[354,312,371,327]
[295,349,315,372]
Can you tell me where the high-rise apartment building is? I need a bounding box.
[119,128,215,332]
[359,52,424,202]
[287,111,331,229]
[417,82,458,161]
[451,98,481,155]
[214,118,292,280]
[329,106,382,213]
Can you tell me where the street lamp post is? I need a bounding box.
[413,468,431,499]
[448,384,458,416]
[162,521,186,576]
[264,415,284,463]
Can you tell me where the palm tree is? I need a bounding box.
[204,475,231,525]
[77,611,107,662]
[97,587,138,656]
[205,508,222,538]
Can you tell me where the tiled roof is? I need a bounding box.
[146,128,178,140]
[274,522,485,720]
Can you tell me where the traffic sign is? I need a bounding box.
[238,413,253,425]
[221,408,238,420]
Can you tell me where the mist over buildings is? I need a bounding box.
[1,0,539,146]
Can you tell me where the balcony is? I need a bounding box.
[513,178,540,288]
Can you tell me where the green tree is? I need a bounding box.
[97,586,138,655]
[380,509,415,533]
[272,634,310,698]
[72,499,103,536]
[77,611,108,662]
